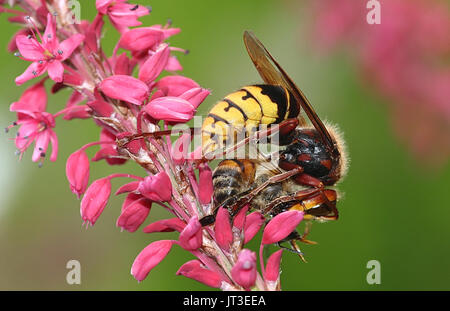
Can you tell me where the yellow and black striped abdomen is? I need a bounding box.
[201,84,299,154]
[212,159,256,211]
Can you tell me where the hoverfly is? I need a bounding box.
[200,31,348,259]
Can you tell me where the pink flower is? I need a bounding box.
[62,105,91,120]
[118,27,165,52]
[244,211,265,244]
[80,177,111,226]
[66,148,90,198]
[137,172,172,202]
[131,240,173,282]
[111,52,134,75]
[15,13,84,85]
[99,75,150,105]
[156,75,199,96]
[138,43,170,85]
[262,211,303,245]
[87,90,114,117]
[116,193,151,232]
[231,249,257,290]
[179,216,203,251]
[233,205,250,231]
[198,163,213,204]
[96,0,150,33]
[92,128,127,165]
[143,218,186,233]
[176,260,223,288]
[144,96,195,123]
[214,207,233,251]
[179,87,210,109]
[264,249,283,283]
[9,82,58,162]
[115,181,140,195]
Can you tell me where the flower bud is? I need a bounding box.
[244,211,265,244]
[99,75,149,105]
[138,43,170,84]
[66,148,90,199]
[155,75,199,96]
[131,240,173,282]
[118,27,164,52]
[137,172,172,202]
[176,260,222,288]
[116,193,151,232]
[80,177,111,225]
[144,96,195,123]
[179,216,202,251]
[198,162,213,204]
[264,249,283,284]
[262,211,303,245]
[231,249,257,291]
[179,87,210,109]
[143,218,186,233]
[214,207,232,251]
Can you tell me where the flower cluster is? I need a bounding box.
[308,0,450,167]
[2,1,304,290]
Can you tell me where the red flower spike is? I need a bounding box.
[143,218,186,233]
[231,249,257,291]
[214,207,233,251]
[262,211,303,245]
[99,75,150,105]
[66,148,90,199]
[131,240,173,282]
[264,249,283,283]
[198,162,213,205]
[137,172,172,202]
[179,216,203,251]
[176,260,223,288]
[243,211,265,244]
[80,177,111,226]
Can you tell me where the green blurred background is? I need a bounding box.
[0,0,449,290]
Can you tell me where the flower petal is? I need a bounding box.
[99,75,150,105]
[131,240,173,282]
[143,218,186,233]
[214,207,233,251]
[262,210,303,245]
[58,34,85,61]
[176,260,223,288]
[15,35,44,61]
[47,61,64,83]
